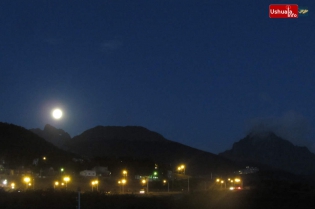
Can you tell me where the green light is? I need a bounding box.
[153,172,157,176]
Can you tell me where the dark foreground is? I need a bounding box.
[1,189,315,209]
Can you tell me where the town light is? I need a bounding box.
[121,179,126,193]
[24,177,30,183]
[23,177,31,189]
[91,180,99,191]
[177,164,185,174]
[164,179,170,192]
[64,176,70,182]
[54,181,59,189]
[63,176,70,190]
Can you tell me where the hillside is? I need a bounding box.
[64,126,237,175]
[219,132,315,175]
[0,122,73,167]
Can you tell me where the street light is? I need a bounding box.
[234,178,243,188]
[24,177,31,189]
[122,170,127,177]
[177,164,185,174]
[121,179,126,193]
[91,181,95,191]
[163,180,169,192]
[95,180,99,191]
[63,176,70,190]
[220,180,226,189]
[181,165,185,175]
[54,181,59,189]
[177,164,188,191]
[141,178,149,193]
[91,180,99,192]
[118,180,121,193]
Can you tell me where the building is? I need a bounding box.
[79,170,96,177]
[235,166,259,174]
[92,166,111,176]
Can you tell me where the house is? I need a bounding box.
[92,166,111,176]
[79,170,96,177]
[235,166,259,174]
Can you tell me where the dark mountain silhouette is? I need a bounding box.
[5,122,315,178]
[219,132,315,175]
[0,122,73,167]
[30,124,71,149]
[64,126,237,175]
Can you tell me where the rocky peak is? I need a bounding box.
[30,124,71,149]
[220,132,315,175]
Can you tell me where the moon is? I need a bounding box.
[52,108,63,119]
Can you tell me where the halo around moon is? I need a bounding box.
[52,108,63,120]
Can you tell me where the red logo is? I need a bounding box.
[269,4,298,18]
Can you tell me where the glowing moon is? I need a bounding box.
[52,109,63,119]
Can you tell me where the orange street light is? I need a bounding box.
[91,180,99,191]
[63,176,70,190]
[122,170,127,177]
[23,177,31,189]
[54,181,59,189]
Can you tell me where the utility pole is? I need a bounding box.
[77,187,81,209]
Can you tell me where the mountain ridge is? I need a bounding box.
[72,125,168,142]
[219,132,315,175]
[0,122,73,167]
[30,124,315,176]
[31,124,235,175]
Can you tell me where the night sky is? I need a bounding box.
[1,1,314,154]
